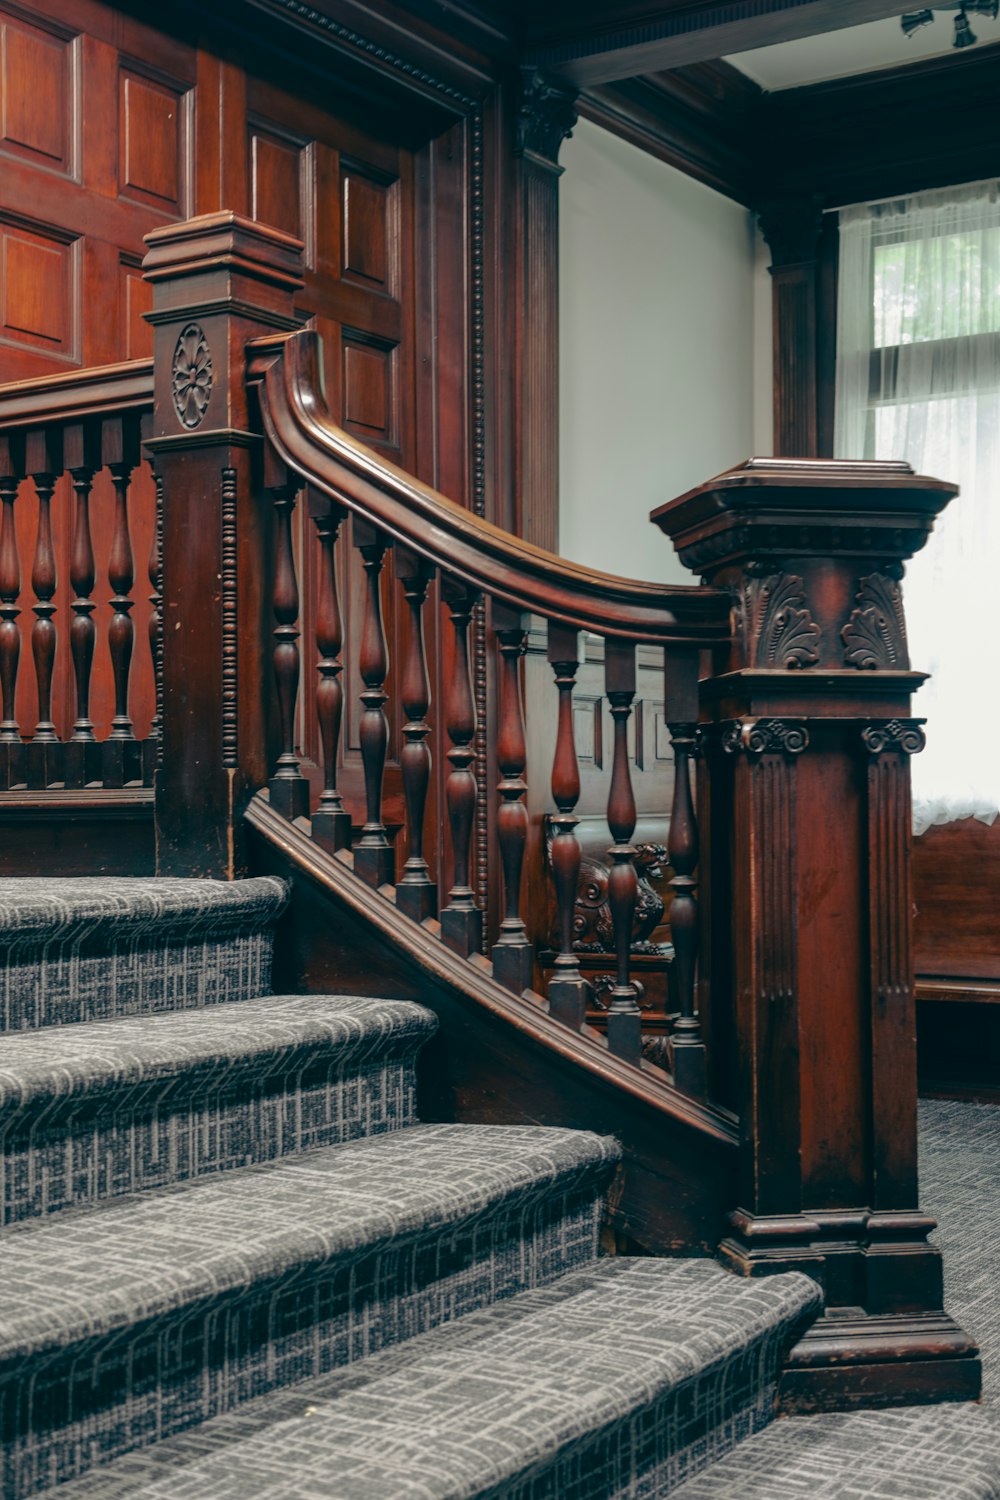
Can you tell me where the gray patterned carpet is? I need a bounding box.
[3,880,997,1498]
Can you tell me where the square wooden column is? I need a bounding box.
[142,213,305,876]
[653,457,980,1409]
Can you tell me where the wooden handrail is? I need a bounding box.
[247,330,730,646]
[0,360,153,430]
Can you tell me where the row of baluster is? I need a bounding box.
[267,478,706,1090]
[0,418,158,750]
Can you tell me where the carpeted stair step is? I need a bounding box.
[666,1404,1000,1499]
[35,1258,823,1500]
[0,878,287,1031]
[0,994,437,1224]
[0,1122,620,1498]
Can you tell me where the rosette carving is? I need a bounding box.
[842,572,909,670]
[722,719,810,756]
[737,571,821,670]
[862,720,926,756]
[172,324,214,430]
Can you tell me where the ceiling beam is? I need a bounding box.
[525,0,917,86]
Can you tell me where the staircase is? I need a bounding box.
[1,877,997,1500]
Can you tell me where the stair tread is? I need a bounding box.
[0,994,437,1114]
[0,1123,619,1365]
[0,876,287,942]
[667,1405,1000,1499]
[37,1258,821,1500]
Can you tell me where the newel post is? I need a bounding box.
[142,213,305,876]
[652,458,979,1410]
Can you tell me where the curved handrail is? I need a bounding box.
[247,330,730,645]
[0,359,153,430]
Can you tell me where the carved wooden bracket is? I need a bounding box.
[516,66,578,168]
[861,719,926,756]
[721,718,810,756]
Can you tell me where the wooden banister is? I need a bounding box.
[0,361,156,797]
[246,330,730,647]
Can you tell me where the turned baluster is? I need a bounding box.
[546,622,590,1029]
[440,577,482,956]
[309,491,352,852]
[0,434,25,745]
[268,475,309,820]
[604,637,642,1065]
[27,428,64,745]
[665,645,707,1098]
[490,602,532,990]
[103,414,141,740]
[64,422,102,745]
[354,518,394,888]
[396,547,436,920]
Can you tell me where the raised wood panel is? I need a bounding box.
[342,165,395,292]
[342,334,395,445]
[120,256,152,358]
[249,126,305,245]
[119,68,187,213]
[1,219,76,355]
[0,9,74,172]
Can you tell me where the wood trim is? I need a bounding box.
[246,786,740,1148]
[578,61,761,205]
[0,360,153,429]
[248,328,732,644]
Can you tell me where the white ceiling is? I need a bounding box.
[726,11,1000,90]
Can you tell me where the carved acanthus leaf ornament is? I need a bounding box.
[842,572,910,670]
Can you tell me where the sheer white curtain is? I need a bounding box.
[836,180,1000,834]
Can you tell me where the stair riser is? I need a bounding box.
[0,933,273,1032]
[2,1188,603,1499]
[0,1056,420,1225]
[481,1342,790,1500]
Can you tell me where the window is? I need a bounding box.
[836,181,1000,834]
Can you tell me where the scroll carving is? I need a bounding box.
[172,324,214,430]
[862,720,926,756]
[722,719,810,757]
[842,572,909,670]
[544,829,668,955]
[737,571,821,670]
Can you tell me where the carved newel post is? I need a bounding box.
[652,458,979,1409]
[142,213,305,875]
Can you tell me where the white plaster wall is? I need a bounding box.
[559,119,771,585]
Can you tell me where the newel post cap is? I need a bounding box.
[651,458,959,682]
[141,212,306,444]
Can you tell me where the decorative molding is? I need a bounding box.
[470,108,489,947]
[221,468,238,769]
[842,571,910,670]
[757,196,825,267]
[262,0,480,112]
[516,66,578,166]
[678,523,931,578]
[862,720,926,756]
[722,719,810,756]
[171,325,213,430]
[737,570,821,670]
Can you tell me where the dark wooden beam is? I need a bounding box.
[523,1,915,87]
[578,61,763,206]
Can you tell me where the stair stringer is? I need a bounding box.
[246,790,739,1257]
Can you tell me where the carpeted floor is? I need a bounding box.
[919,1098,1000,1408]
